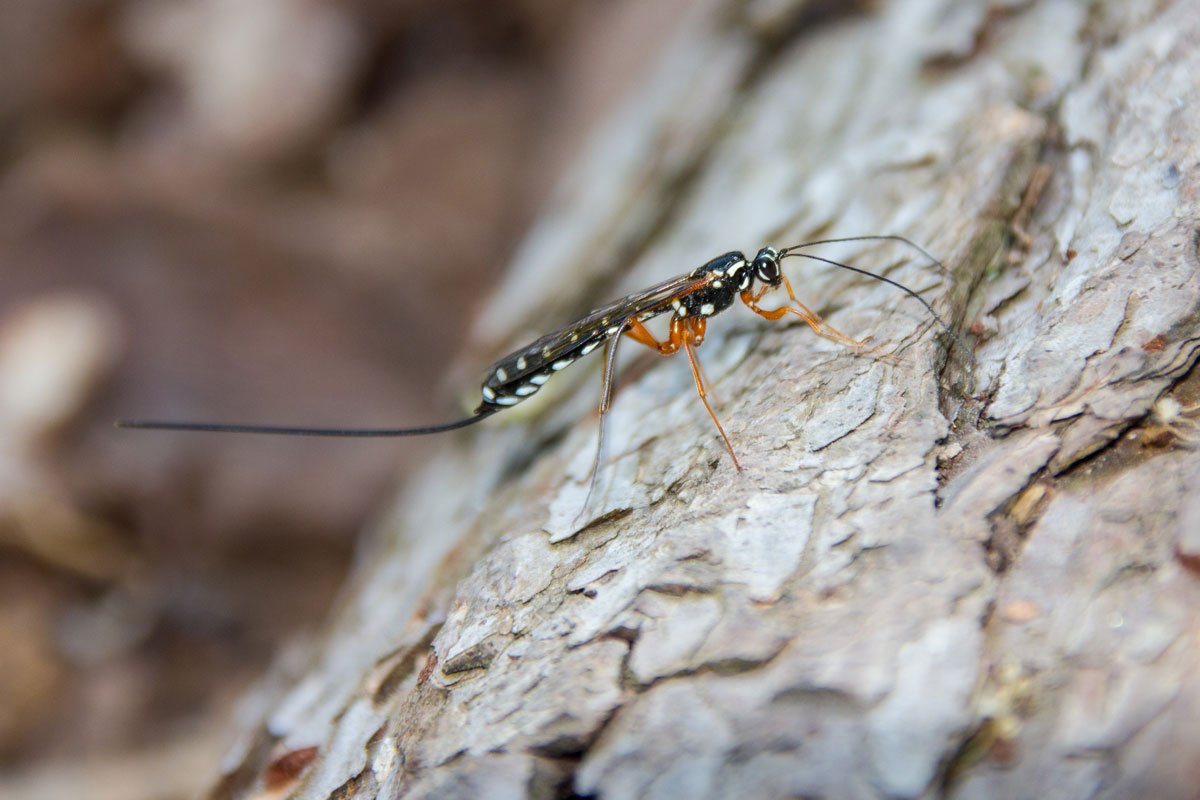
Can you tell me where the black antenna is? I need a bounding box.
[781,235,970,357]
[117,234,969,442]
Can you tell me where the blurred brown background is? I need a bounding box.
[0,1,684,795]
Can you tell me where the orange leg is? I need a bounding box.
[682,318,740,470]
[780,274,861,342]
[624,316,682,354]
[683,317,719,403]
[625,317,718,397]
[741,275,872,349]
[623,316,738,469]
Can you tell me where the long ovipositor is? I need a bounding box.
[117,234,966,477]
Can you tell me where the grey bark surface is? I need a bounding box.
[213,2,1200,798]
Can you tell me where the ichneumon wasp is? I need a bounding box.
[118,235,965,501]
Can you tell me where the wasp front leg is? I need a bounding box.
[740,279,872,349]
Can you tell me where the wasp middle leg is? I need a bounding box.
[624,316,739,470]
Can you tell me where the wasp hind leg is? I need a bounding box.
[578,332,625,520]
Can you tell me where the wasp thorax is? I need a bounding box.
[752,246,782,286]
[676,252,745,318]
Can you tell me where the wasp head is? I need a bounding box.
[752,246,783,287]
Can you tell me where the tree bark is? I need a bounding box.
[212,1,1200,798]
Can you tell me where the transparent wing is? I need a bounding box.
[486,271,706,382]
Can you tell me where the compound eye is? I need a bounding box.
[754,256,780,284]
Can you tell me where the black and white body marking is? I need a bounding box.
[117,237,961,444]
[475,251,750,412]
